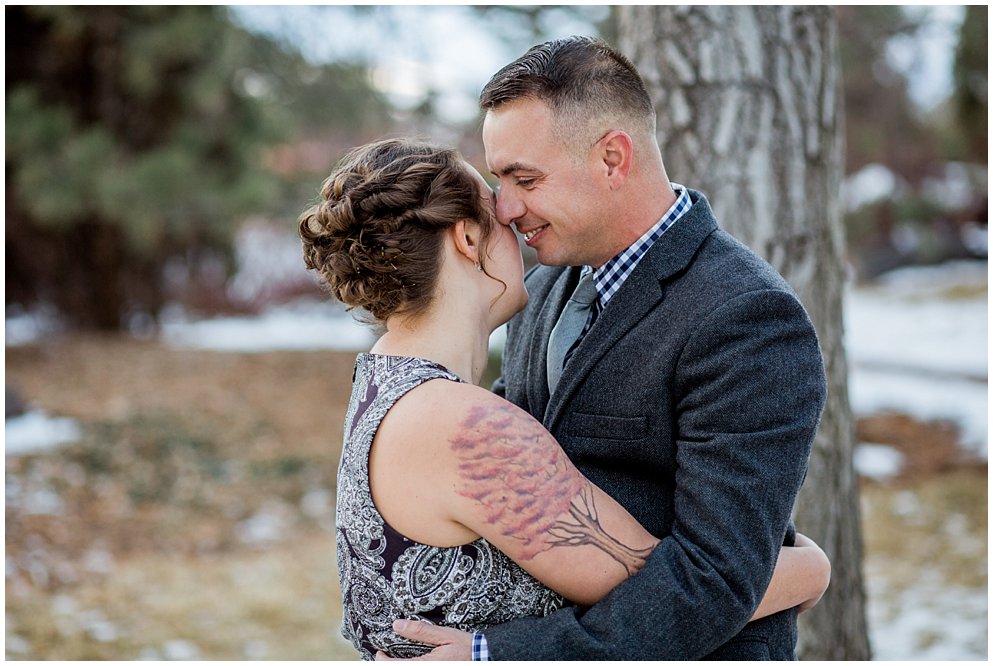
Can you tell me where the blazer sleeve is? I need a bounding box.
[483,288,826,659]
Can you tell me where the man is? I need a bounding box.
[387,35,826,660]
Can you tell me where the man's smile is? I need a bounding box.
[521,224,550,245]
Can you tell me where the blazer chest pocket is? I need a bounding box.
[562,412,648,441]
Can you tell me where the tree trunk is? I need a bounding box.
[618,6,871,659]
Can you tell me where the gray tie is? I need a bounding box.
[547,270,598,393]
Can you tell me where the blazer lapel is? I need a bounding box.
[543,191,719,433]
[527,266,580,421]
[543,263,662,433]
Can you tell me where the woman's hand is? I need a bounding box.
[793,531,830,613]
[751,530,831,620]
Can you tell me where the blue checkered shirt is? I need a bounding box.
[560,184,690,368]
[471,631,489,661]
[594,184,690,305]
[472,184,691,661]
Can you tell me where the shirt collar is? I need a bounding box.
[588,184,691,305]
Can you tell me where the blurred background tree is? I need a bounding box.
[950,5,987,164]
[620,6,866,658]
[5,6,391,331]
[7,6,982,333]
[837,6,937,180]
[836,6,987,277]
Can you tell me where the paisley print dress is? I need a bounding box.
[335,353,565,659]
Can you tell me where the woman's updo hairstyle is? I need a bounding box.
[299,139,496,323]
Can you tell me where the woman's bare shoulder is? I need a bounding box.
[385,378,540,447]
[370,378,547,546]
[380,378,561,483]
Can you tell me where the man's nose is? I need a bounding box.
[496,189,525,226]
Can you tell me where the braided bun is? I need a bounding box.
[299,139,494,323]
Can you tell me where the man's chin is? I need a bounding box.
[534,248,568,267]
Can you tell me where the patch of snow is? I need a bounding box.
[243,639,269,659]
[299,487,332,520]
[867,577,988,660]
[890,490,925,524]
[159,300,510,355]
[960,222,988,257]
[81,548,115,575]
[848,367,988,458]
[5,410,82,456]
[845,260,987,458]
[854,443,905,480]
[20,486,65,516]
[49,594,80,636]
[4,304,63,346]
[844,163,905,212]
[237,500,296,546]
[161,639,201,661]
[160,300,376,353]
[5,635,29,656]
[921,162,987,211]
[872,259,987,297]
[51,594,78,616]
[5,478,21,507]
[845,287,986,381]
[81,609,120,643]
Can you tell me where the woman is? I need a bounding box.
[299,139,829,660]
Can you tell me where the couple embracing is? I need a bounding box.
[300,36,829,661]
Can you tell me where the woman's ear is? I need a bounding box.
[451,219,482,265]
[598,130,634,189]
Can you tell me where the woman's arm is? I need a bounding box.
[751,532,831,620]
[374,380,829,612]
[372,381,659,606]
[379,537,831,663]
[443,389,662,604]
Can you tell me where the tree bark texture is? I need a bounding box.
[618,6,871,659]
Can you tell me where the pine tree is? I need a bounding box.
[6,6,391,329]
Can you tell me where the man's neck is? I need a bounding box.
[592,179,677,268]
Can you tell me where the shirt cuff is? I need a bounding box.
[471,632,490,661]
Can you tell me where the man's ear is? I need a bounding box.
[598,130,634,189]
[451,219,482,265]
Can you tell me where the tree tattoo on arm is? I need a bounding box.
[451,403,654,575]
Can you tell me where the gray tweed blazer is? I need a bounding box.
[489,189,827,660]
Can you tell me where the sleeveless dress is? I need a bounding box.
[335,353,565,660]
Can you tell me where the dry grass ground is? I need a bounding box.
[855,414,987,658]
[5,334,987,659]
[6,335,359,660]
